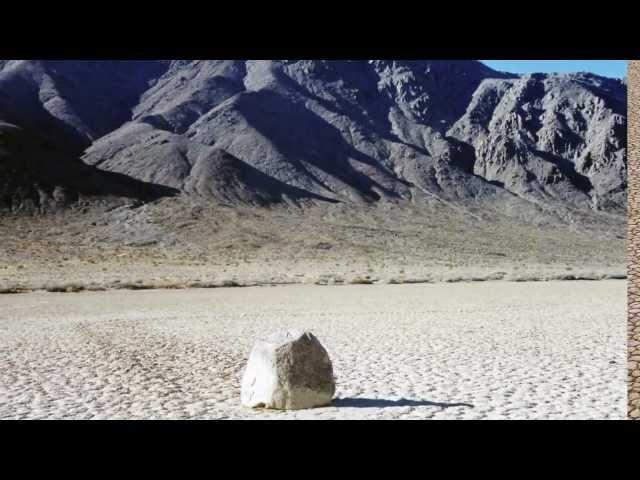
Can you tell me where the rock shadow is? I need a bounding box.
[333,397,474,409]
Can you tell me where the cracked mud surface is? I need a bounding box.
[0,281,625,419]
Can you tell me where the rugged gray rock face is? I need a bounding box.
[0,60,627,214]
[448,72,626,210]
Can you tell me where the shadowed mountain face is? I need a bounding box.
[0,60,169,151]
[0,122,178,213]
[0,60,627,214]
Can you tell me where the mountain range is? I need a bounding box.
[0,60,627,216]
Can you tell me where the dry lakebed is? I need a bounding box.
[0,280,626,420]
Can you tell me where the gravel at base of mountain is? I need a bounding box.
[0,199,625,293]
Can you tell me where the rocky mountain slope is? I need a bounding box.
[449,72,626,210]
[0,121,177,213]
[0,60,627,216]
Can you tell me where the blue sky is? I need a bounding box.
[480,60,627,79]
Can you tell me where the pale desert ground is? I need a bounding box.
[0,280,626,420]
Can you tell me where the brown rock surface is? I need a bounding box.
[628,61,639,419]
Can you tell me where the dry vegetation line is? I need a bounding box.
[628,61,640,419]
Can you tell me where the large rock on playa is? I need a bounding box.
[240,330,336,410]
